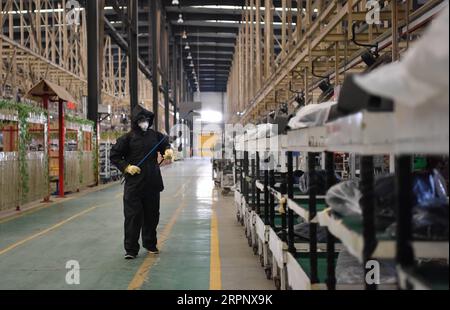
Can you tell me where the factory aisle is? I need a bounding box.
[0,158,273,290]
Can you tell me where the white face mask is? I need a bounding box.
[138,121,149,132]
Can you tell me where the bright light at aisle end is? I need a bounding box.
[200,111,223,123]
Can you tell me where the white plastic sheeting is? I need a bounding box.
[355,6,449,108]
[287,101,337,129]
[326,180,362,217]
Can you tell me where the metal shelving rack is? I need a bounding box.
[99,141,121,183]
[233,106,449,290]
[394,130,449,290]
[229,0,449,291]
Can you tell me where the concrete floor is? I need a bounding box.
[0,158,273,290]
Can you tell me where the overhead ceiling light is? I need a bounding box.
[177,13,184,24]
[172,0,179,5]
[182,31,188,39]
[190,62,194,67]
[185,42,190,50]
[187,53,192,60]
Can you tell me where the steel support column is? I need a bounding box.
[86,0,101,187]
[165,80,170,134]
[58,99,65,198]
[151,0,159,130]
[43,94,50,203]
[128,0,139,110]
[173,41,178,127]
[86,0,99,126]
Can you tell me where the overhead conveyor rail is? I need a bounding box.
[227,0,447,122]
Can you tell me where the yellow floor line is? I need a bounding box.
[177,177,194,197]
[174,182,188,198]
[209,190,222,290]
[127,200,187,290]
[0,204,105,256]
[127,179,191,290]
[0,177,188,259]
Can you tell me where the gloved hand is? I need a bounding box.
[163,149,174,161]
[125,165,141,176]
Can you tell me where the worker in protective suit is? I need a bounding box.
[110,105,174,259]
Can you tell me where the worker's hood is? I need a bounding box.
[131,105,155,130]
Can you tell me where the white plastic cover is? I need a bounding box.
[326,181,362,217]
[355,6,449,108]
[287,101,337,129]
[245,127,258,141]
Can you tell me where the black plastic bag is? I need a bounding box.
[327,169,449,240]
[298,170,341,195]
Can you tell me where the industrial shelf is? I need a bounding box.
[246,137,258,153]
[268,227,288,270]
[257,135,289,152]
[255,215,268,243]
[257,210,292,228]
[286,250,398,290]
[294,242,344,253]
[229,0,448,291]
[326,111,395,155]
[395,103,449,155]
[284,109,449,156]
[395,137,450,156]
[234,135,246,152]
[394,100,449,155]
[287,126,328,153]
[318,209,450,263]
[287,196,327,223]
[286,251,332,291]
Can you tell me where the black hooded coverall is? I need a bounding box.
[110,105,171,255]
